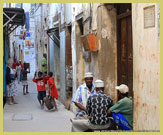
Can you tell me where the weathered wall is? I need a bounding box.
[73,3,83,16]
[23,3,36,78]
[95,4,117,101]
[60,30,66,102]
[71,3,117,112]
[71,3,83,91]
[82,4,117,101]
[59,3,66,103]
[65,3,72,24]
[14,27,25,62]
[41,4,48,55]
[35,5,42,70]
[53,44,60,89]
[70,3,85,88]
[132,3,160,130]
[70,3,78,113]
[34,4,50,71]
[9,32,15,60]
[75,21,85,87]
[48,3,60,89]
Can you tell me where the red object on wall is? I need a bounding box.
[81,33,98,51]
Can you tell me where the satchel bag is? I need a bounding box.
[43,96,54,110]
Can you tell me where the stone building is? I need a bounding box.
[6,3,160,130]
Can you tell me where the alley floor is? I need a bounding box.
[3,79,75,132]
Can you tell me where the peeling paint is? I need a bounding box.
[101,28,109,39]
[77,52,85,85]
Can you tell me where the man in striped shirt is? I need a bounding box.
[72,72,96,117]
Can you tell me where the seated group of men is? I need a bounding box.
[71,72,133,132]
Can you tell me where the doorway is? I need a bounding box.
[117,4,133,97]
[65,25,73,101]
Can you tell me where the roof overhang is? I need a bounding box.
[46,24,60,48]
[3,8,26,35]
[47,26,59,34]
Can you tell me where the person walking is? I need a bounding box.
[22,64,30,95]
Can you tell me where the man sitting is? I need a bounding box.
[107,84,133,130]
[71,80,115,132]
[72,72,96,118]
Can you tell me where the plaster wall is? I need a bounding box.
[132,3,160,130]
[76,4,117,101]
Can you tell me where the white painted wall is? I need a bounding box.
[132,3,160,130]
[23,3,31,12]
[23,48,36,78]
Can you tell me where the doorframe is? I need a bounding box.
[116,4,133,98]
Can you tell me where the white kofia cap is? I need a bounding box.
[84,72,93,78]
[95,80,104,87]
[115,84,129,94]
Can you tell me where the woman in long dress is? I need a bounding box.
[6,59,18,105]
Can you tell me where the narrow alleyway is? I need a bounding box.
[3,79,75,132]
[3,3,160,131]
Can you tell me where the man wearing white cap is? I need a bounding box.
[86,80,115,129]
[71,80,115,132]
[72,72,96,118]
[107,84,133,130]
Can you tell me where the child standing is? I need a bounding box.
[33,71,48,109]
[22,66,30,95]
[48,72,59,111]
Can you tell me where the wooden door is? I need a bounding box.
[117,11,133,97]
